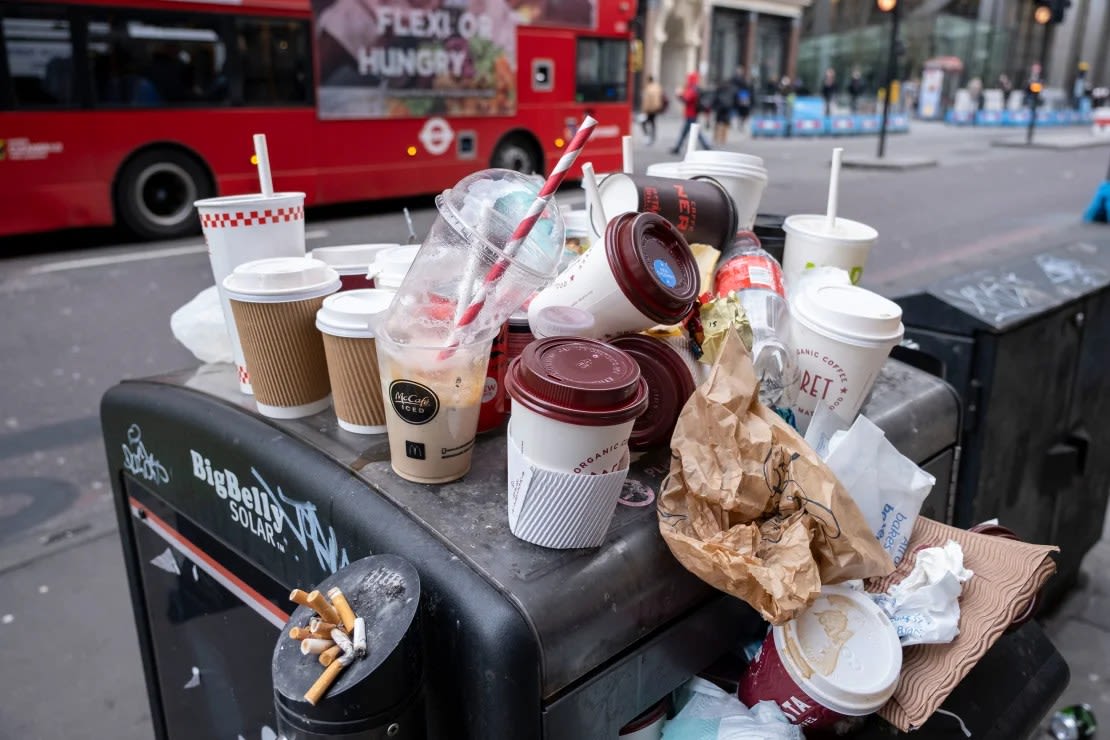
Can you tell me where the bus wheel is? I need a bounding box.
[116,149,212,240]
[491,134,542,175]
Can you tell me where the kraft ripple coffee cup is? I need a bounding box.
[609,334,696,451]
[224,257,340,419]
[598,173,738,251]
[739,585,902,731]
[789,282,904,432]
[316,289,394,434]
[311,244,398,291]
[196,192,306,394]
[527,212,699,340]
[374,322,493,484]
[505,337,648,549]
[782,214,878,287]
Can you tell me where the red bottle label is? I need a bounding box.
[715,254,785,298]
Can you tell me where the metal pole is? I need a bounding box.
[1026,20,1050,145]
[877,2,901,159]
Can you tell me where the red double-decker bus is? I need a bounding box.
[0,0,634,239]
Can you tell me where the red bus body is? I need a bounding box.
[0,0,635,237]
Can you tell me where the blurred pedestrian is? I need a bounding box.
[1073,62,1090,110]
[779,76,796,136]
[670,71,712,154]
[1024,62,1043,108]
[821,67,837,116]
[732,65,752,137]
[712,75,737,145]
[641,75,665,145]
[848,67,864,112]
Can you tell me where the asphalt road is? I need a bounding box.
[0,118,1107,738]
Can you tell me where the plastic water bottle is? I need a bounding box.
[713,233,799,411]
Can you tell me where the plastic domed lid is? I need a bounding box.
[505,337,648,426]
[792,283,903,345]
[316,289,395,337]
[773,585,902,716]
[223,257,340,302]
[437,168,565,278]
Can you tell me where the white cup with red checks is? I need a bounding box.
[195,192,306,394]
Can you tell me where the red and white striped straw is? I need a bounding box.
[443,115,598,350]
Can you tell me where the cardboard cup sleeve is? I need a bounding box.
[506,431,629,549]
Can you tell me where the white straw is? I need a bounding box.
[622,135,634,174]
[451,203,494,327]
[402,207,417,243]
[581,162,607,235]
[684,122,700,158]
[826,147,843,230]
[253,134,274,197]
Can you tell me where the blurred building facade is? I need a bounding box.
[639,0,813,98]
[798,0,1110,97]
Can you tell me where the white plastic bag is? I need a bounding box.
[822,414,935,565]
[170,285,234,364]
[663,678,803,740]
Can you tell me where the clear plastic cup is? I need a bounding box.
[382,169,565,346]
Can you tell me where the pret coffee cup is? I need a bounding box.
[679,150,769,231]
[311,244,398,291]
[739,585,902,731]
[598,173,739,251]
[608,334,696,451]
[789,282,904,432]
[782,214,878,287]
[316,289,395,434]
[374,323,493,484]
[196,191,306,394]
[527,212,699,340]
[223,257,340,419]
[505,338,648,549]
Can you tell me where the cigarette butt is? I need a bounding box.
[306,590,341,625]
[309,618,337,634]
[318,645,342,667]
[328,587,357,633]
[304,659,346,706]
[290,589,313,609]
[308,628,334,641]
[300,638,334,656]
[290,627,315,641]
[353,617,367,658]
[331,627,353,655]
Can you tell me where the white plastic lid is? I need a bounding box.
[793,283,904,345]
[369,245,420,285]
[644,162,684,178]
[316,289,395,337]
[530,305,596,338]
[785,214,878,243]
[773,585,902,716]
[679,162,769,182]
[562,210,590,236]
[311,243,397,271]
[684,149,765,169]
[223,257,340,302]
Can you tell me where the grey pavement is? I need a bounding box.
[2,115,1110,738]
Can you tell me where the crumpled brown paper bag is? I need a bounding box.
[658,329,894,624]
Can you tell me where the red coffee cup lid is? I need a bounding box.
[609,335,696,450]
[605,212,699,324]
[505,337,648,426]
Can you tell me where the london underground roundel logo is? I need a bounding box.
[419,118,454,156]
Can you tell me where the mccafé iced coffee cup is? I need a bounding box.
[527,212,699,340]
[505,337,648,548]
[739,585,901,731]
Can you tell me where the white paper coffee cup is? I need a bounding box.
[311,244,397,290]
[789,283,903,431]
[510,400,636,475]
[367,245,420,291]
[782,214,878,288]
[196,192,306,394]
[677,160,768,231]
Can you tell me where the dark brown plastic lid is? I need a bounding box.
[605,212,699,324]
[609,334,696,450]
[505,337,649,426]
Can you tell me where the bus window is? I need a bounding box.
[575,37,628,103]
[2,6,76,108]
[86,11,229,107]
[235,18,311,106]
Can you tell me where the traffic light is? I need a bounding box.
[1034,0,1071,24]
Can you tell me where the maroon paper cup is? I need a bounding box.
[609,334,696,451]
[598,173,739,251]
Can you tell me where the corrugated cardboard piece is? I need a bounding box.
[866,517,1058,731]
[659,329,894,624]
